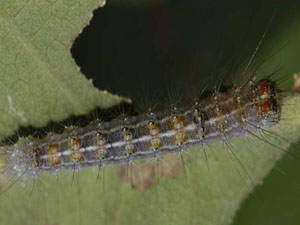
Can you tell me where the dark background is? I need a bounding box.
[71,0,300,224]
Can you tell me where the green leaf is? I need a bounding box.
[0,0,128,139]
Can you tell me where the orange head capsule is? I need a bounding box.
[257,79,276,99]
[257,79,280,127]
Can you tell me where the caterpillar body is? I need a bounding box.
[1,78,280,180]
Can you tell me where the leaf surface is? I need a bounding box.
[0,0,127,139]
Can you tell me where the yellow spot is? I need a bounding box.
[214,104,225,132]
[172,115,186,145]
[148,121,162,150]
[198,127,205,138]
[69,137,83,163]
[96,132,107,159]
[123,127,134,155]
[194,108,206,139]
[29,148,41,167]
[48,144,61,165]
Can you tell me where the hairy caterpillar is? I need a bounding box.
[0,78,280,180]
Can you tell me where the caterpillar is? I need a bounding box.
[0,77,280,180]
